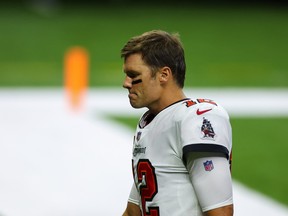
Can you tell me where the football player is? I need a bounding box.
[121,30,233,216]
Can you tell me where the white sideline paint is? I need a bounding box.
[0,88,287,216]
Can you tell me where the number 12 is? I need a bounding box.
[134,159,160,216]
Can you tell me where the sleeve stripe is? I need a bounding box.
[183,144,229,159]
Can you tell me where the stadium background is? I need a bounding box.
[0,0,288,213]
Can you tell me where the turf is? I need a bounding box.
[0,5,288,87]
[109,115,288,206]
[230,117,288,206]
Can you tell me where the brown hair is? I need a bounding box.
[121,30,186,88]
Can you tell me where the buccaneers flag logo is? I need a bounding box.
[201,117,215,139]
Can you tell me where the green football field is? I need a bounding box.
[1,4,288,206]
[1,5,288,87]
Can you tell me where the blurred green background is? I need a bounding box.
[1,1,288,207]
[1,2,288,87]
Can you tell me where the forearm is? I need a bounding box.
[122,211,129,216]
[122,202,141,216]
[204,204,233,216]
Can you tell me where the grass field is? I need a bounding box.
[0,5,288,87]
[1,4,288,208]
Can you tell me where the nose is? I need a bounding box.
[122,76,132,89]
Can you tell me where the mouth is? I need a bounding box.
[128,91,138,100]
[128,92,136,97]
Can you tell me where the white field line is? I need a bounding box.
[87,87,288,117]
[0,88,287,216]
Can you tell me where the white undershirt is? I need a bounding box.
[186,153,233,212]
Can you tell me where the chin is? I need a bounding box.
[130,102,144,109]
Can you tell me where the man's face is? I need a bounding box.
[123,53,162,110]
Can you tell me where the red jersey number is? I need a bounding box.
[136,159,159,216]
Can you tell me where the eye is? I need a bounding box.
[126,71,140,79]
[128,74,137,79]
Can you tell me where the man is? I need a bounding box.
[121,30,233,216]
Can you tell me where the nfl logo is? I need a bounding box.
[136,132,142,142]
[203,160,214,171]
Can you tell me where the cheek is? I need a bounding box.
[143,82,161,98]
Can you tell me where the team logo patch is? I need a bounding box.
[203,160,214,171]
[201,117,215,139]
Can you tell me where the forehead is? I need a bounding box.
[123,53,150,74]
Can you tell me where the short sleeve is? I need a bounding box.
[128,183,140,206]
[180,102,232,161]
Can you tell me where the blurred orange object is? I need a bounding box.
[64,47,89,111]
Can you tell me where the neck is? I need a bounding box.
[149,87,186,114]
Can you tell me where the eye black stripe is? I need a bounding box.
[132,79,142,85]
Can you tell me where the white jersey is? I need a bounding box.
[128,98,232,216]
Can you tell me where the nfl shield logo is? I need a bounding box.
[203,160,214,171]
[136,132,142,142]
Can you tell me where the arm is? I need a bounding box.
[123,183,141,216]
[122,202,141,216]
[204,204,233,216]
[186,152,234,216]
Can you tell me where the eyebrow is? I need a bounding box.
[124,70,140,77]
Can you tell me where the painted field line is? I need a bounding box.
[85,87,288,117]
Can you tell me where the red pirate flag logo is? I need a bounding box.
[201,117,215,139]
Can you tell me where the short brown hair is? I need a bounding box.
[121,30,186,88]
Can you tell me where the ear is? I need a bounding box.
[159,66,172,83]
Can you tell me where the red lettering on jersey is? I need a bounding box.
[197,99,218,106]
[184,100,197,107]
